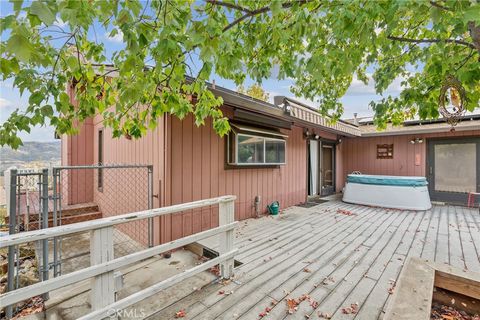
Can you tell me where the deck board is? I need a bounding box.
[147,201,480,320]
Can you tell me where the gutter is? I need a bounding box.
[360,121,480,137]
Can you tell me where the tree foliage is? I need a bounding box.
[237,83,270,101]
[1,0,479,148]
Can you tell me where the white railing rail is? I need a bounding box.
[0,195,237,320]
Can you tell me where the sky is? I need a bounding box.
[0,2,403,142]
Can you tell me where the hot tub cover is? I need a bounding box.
[347,174,428,187]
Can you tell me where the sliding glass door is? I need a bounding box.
[308,140,335,197]
[428,137,479,204]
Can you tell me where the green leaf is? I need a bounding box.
[6,34,32,62]
[10,0,23,12]
[463,5,480,23]
[271,1,282,16]
[30,1,55,26]
[29,91,44,105]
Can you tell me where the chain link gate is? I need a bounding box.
[3,169,51,318]
[3,165,153,318]
[51,164,154,277]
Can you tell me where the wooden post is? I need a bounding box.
[90,227,115,310]
[219,199,235,279]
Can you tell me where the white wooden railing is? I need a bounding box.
[0,195,237,320]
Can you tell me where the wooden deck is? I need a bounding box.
[153,200,480,320]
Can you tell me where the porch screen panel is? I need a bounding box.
[309,141,319,195]
[434,143,476,193]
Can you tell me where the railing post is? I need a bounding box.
[219,198,235,279]
[90,226,115,311]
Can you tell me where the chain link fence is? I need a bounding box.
[2,170,48,318]
[52,165,153,276]
[2,165,153,319]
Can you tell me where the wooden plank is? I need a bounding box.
[190,205,384,319]
[435,205,450,265]
[302,210,414,319]
[90,226,115,311]
[236,203,357,263]
[431,262,480,300]
[234,207,397,320]
[461,206,480,269]
[0,195,237,248]
[406,210,431,258]
[236,204,359,265]
[78,249,238,320]
[354,253,405,320]
[448,206,466,269]
[350,211,425,320]
[383,257,434,320]
[455,206,480,272]
[421,205,440,261]
[0,222,237,307]
[219,200,235,279]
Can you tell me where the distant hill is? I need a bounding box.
[0,141,61,174]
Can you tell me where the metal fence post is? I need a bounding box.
[41,169,50,293]
[147,165,154,248]
[6,169,17,318]
[51,168,60,277]
[219,198,235,279]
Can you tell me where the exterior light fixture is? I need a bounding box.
[410,138,424,144]
[303,129,310,139]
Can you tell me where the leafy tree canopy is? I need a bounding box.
[237,83,270,101]
[1,0,479,148]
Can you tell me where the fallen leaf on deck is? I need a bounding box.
[175,310,186,318]
[341,303,359,314]
[304,268,312,273]
[318,311,331,319]
[336,209,356,216]
[286,298,299,314]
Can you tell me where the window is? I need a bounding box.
[377,144,393,159]
[98,129,104,191]
[228,128,287,166]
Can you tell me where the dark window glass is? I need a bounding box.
[237,135,265,164]
[265,139,286,164]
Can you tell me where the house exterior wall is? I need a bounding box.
[90,114,166,246]
[163,108,311,242]
[338,129,480,190]
[60,85,94,205]
[62,92,342,244]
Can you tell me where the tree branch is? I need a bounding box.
[207,0,308,32]
[204,0,253,14]
[429,1,453,11]
[387,35,476,50]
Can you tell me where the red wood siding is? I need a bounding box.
[163,110,309,242]
[91,115,166,245]
[60,85,94,205]
[338,129,480,190]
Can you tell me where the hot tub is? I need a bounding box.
[342,174,432,210]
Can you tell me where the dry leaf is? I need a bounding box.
[286,298,299,314]
[175,310,186,318]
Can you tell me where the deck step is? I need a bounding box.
[18,211,102,231]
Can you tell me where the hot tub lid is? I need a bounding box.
[347,174,428,187]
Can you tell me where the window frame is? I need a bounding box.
[227,131,287,167]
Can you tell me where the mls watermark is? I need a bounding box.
[107,308,146,318]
